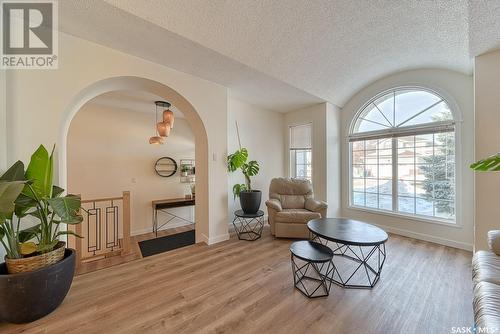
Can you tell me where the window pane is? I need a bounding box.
[416,198,434,216]
[352,141,364,151]
[435,200,455,219]
[353,192,365,206]
[378,149,392,164]
[398,196,415,214]
[352,179,364,192]
[379,179,392,194]
[398,164,415,181]
[366,193,378,208]
[398,148,414,164]
[379,195,392,211]
[364,165,378,178]
[399,180,414,196]
[395,90,441,126]
[365,179,378,193]
[379,165,392,179]
[352,165,364,178]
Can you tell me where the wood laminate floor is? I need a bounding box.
[0,226,473,334]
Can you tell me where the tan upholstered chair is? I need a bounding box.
[265,178,327,238]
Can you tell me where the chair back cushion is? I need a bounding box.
[269,178,313,209]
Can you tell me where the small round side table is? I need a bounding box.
[232,210,264,241]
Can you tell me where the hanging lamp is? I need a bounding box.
[149,101,171,144]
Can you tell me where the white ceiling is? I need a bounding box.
[60,1,500,112]
[87,90,185,118]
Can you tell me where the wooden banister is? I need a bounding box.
[75,191,132,270]
[121,191,131,255]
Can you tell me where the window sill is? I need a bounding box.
[346,205,462,229]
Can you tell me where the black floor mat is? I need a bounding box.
[139,230,195,257]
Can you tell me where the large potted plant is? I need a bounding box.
[228,147,261,214]
[0,145,82,324]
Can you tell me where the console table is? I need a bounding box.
[152,198,195,237]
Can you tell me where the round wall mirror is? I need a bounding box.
[155,157,177,177]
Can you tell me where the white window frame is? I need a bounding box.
[347,87,459,226]
[289,123,312,182]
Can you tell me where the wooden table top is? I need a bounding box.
[152,197,195,209]
[307,218,388,246]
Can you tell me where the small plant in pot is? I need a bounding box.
[180,165,190,177]
[0,145,82,324]
[228,147,261,214]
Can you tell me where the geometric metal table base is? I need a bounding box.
[291,254,335,298]
[311,234,386,289]
[232,215,264,241]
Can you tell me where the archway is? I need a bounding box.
[58,76,209,243]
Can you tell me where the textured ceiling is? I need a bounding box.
[60,1,496,111]
[86,91,185,118]
[468,0,500,57]
[58,1,323,112]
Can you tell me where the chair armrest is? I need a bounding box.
[488,230,500,256]
[265,199,282,212]
[305,198,327,212]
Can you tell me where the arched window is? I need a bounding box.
[349,88,456,222]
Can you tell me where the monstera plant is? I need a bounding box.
[228,148,260,198]
[228,147,261,214]
[0,144,82,324]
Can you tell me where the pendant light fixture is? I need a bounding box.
[149,101,172,144]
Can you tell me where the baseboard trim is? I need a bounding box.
[199,233,209,245]
[372,223,473,251]
[207,233,230,245]
[131,221,194,236]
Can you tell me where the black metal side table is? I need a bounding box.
[232,210,264,241]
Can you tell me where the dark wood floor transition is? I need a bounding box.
[1,226,473,334]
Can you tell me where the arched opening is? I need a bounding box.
[58,77,209,254]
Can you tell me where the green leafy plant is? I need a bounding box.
[470,153,500,171]
[227,148,260,198]
[0,145,82,260]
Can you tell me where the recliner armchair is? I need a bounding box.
[266,178,327,238]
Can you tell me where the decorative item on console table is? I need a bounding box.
[0,145,82,324]
[227,121,261,214]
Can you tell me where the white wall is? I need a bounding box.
[67,103,195,235]
[284,102,341,217]
[227,98,285,218]
[0,70,6,260]
[5,32,228,245]
[474,50,500,251]
[340,69,474,250]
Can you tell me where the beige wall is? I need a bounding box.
[5,32,229,245]
[340,69,474,250]
[227,98,285,217]
[284,102,341,217]
[67,103,195,235]
[474,50,500,251]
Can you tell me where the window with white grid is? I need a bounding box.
[349,88,456,222]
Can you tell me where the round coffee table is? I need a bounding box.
[232,210,265,241]
[307,218,388,289]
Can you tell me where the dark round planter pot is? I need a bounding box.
[239,190,262,214]
[0,248,76,324]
